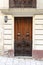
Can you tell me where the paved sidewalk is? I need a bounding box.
[0,56,43,65]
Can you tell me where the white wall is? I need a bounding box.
[3,15,14,51]
[33,15,43,50]
[0,11,4,55]
[37,0,43,9]
[0,0,9,9]
[0,13,14,55]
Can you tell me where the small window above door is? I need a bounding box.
[9,0,36,8]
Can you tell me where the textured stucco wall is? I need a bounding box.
[0,11,4,55]
[33,15,43,50]
[37,0,43,9]
[0,0,9,9]
[33,15,43,60]
[0,12,14,56]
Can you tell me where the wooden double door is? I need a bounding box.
[14,17,32,56]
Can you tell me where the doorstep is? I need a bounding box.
[0,56,43,65]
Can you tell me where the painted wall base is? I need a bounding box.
[33,50,43,60]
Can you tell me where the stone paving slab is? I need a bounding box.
[0,56,43,65]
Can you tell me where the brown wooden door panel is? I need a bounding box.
[14,17,32,56]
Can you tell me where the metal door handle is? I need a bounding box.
[26,32,29,36]
[17,32,21,36]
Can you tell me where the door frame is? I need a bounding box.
[14,16,34,58]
